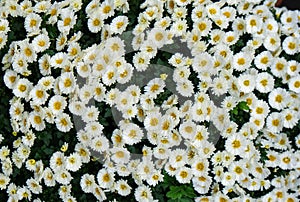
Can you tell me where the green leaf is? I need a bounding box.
[238,101,249,111]
[166,186,183,199]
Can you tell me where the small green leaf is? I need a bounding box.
[166,186,183,199]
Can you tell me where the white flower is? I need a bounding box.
[237,74,256,93]
[282,36,299,55]
[13,78,33,99]
[48,95,67,115]
[266,112,284,133]
[57,8,77,34]
[110,147,130,164]
[29,85,49,105]
[88,14,104,33]
[245,14,262,33]
[255,72,274,93]
[17,186,32,201]
[110,15,128,34]
[50,151,65,172]
[232,51,252,72]
[59,72,76,94]
[115,179,131,196]
[4,70,19,90]
[175,166,193,184]
[26,178,42,194]
[225,134,248,156]
[29,111,46,131]
[288,75,300,93]
[0,173,10,190]
[121,123,143,145]
[32,34,50,53]
[134,185,153,202]
[24,13,42,34]
[97,168,115,189]
[268,88,288,110]
[80,174,95,193]
[90,135,109,152]
[43,167,55,187]
[147,28,167,48]
[263,33,281,52]
[66,152,82,172]
[55,170,72,185]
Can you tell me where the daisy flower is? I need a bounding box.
[287,60,300,76]
[211,77,229,96]
[59,72,76,94]
[97,168,115,189]
[280,10,298,26]
[55,113,73,132]
[179,120,197,140]
[192,158,209,176]
[282,109,299,129]
[266,112,284,133]
[144,78,165,98]
[148,28,168,48]
[237,74,256,94]
[4,70,19,90]
[245,15,262,34]
[225,134,247,156]
[17,187,31,201]
[48,95,67,115]
[57,8,77,34]
[288,75,300,93]
[194,18,212,36]
[79,85,94,104]
[115,179,131,196]
[169,148,187,168]
[19,40,37,63]
[91,135,109,153]
[0,32,7,50]
[268,88,288,110]
[176,80,194,97]
[12,56,29,77]
[232,51,252,72]
[13,78,33,99]
[206,3,220,19]
[255,72,274,93]
[26,178,42,194]
[176,166,193,184]
[263,33,281,52]
[24,13,42,34]
[264,18,279,33]
[279,151,296,170]
[65,152,82,172]
[49,151,65,172]
[192,52,213,73]
[100,1,115,19]
[32,33,50,53]
[282,36,299,55]
[0,173,10,190]
[110,147,130,164]
[171,19,188,37]
[38,54,51,76]
[232,18,246,35]
[122,123,143,145]
[55,169,72,185]
[88,14,104,33]
[223,31,239,46]
[134,185,153,202]
[270,57,287,78]
[110,16,128,34]
[209,29,224,45]
[29,85,49,105]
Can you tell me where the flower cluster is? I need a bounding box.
[1,0,300,201]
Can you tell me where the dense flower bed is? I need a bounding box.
[0,0,300,201]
